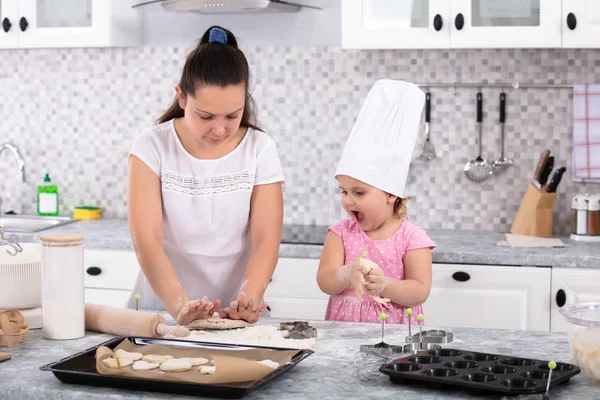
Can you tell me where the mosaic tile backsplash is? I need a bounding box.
[1,47,599,234]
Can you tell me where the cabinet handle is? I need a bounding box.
[452,271,470,282]
[566,13,577,30]
[433,14,443,31]
[266,305,271,313]
[556,289,566,308]
[2,18,11,33]
[86,266,102,276]
[19,17,28,32]
[455,13,464,30]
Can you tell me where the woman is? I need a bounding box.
[126,26,284,324]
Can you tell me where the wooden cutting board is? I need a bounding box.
[0,352,11,362]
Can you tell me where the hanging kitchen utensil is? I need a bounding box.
[418,91,436,161]
[464,91,493,182]
[492,92,514,171]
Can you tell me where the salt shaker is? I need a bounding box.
[40,234,85,340]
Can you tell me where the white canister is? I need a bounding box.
[572,195,590,235]
[40,234,84,340]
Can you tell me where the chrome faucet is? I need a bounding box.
[0,143,26,183]
[0,226,22,256]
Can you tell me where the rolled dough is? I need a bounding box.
[184,313,255,330]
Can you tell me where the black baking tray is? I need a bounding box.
[40,336,314,399]
[380,348,580,396]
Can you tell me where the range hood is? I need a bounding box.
[132,0,320,13]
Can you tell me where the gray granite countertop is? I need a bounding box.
[1,319,598,399]
[8,218,600,268]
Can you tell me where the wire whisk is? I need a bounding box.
[352,349,393,382]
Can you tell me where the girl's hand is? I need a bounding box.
[346,248,369,297]
[364,267,389,296]
[176,296,221,325]
[219,291,268,323]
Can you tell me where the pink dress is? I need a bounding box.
[325,218,436,325]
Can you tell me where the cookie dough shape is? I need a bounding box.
[114,349,143,361]
[183,357,209,366]
[185,313,254,330]
[257,359,280,369]
[198,365,216,374]
[141,354,173,364]
[159,358,192,372]
[132,360,160,371]
[102,357,133,369]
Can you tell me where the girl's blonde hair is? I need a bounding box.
[393,196,410,221]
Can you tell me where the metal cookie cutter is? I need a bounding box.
[406,329,454,344]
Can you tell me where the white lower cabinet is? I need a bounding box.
[85,288,132,308]
[550,268,600,332]
[264,258,329,321]
[84,249,599,332]
[81,250,329,320]
[423,264,552,331]
[83,249,140,307]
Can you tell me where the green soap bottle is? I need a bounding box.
[37,173,59,216]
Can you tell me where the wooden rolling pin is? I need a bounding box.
[0,352,10,362]
[84,304,189,338]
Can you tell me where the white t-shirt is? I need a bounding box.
[126,119,285,311]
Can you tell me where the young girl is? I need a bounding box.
[127,26,284,324]
[317,79,435,325]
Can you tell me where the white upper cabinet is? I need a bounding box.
[0,0,18,48]
[342,0,578,49]
[561,0,600,48]
[450,0,562,48]
[0,0,141,49]
[342,0,450,49]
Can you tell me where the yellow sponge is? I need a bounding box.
[73,206,102,220]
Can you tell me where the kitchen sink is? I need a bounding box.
[0,215,76,233]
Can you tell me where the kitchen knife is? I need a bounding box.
[539,156,554,187]
[532,149,551,189]
[546,167,566,193]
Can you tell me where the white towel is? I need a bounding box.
[572,84,600,182]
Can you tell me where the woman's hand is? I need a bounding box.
[219,291,268,323]
[176,296,221,325]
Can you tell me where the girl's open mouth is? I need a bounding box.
[353,211,365,222]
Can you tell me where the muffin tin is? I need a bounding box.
[379,348,580,395]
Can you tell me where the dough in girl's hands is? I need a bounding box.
[354,249,391,304]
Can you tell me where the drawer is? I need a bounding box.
[265,258,328,300]
[84,249,140,290]
[263,297,328,321]
[85,288,132,308]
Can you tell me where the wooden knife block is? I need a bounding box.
[511,184,558,238]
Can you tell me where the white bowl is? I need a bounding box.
[0,243,42,309]
[560,302,600,381]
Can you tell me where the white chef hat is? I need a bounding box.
[335,79,425,198]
